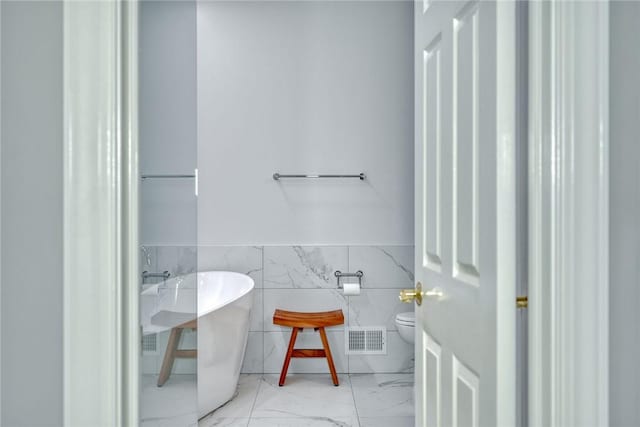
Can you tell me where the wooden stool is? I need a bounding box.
[157,318,197,387]
[273,309,345,386]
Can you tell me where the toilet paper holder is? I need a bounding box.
[334,270,363,289]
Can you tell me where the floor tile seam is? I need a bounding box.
[347,374,363,427]
[247,374,264,421]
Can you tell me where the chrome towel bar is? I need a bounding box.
[273,173,365,181]
[141,174,195,179]
[141,169,199,196]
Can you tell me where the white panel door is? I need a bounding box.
[413,1,517,426]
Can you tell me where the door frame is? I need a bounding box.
[60,0,611,425]
[62,0,139,425]
[528,1,609,425]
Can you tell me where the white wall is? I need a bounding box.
[140,0,197,245]
[610,3,640,425]
[0,1,63,425]
[197,0,414,246]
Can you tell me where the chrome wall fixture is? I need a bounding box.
[273,173,366,181]
[141,174,196,179]
[141,169,199,196]
[142,270,171,280]
[334,270,364,289]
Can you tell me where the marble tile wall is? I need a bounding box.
[140,245,198,375]
[140,245,415,375]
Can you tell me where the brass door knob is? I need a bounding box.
[400,282,423,305]
[399,282,443,306]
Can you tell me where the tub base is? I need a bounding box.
[197,289,252,418]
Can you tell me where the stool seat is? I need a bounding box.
[273,309,345,386]
[273,309,344,328]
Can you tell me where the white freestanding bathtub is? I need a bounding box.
[197,271,254,418]
[140,271,254,419]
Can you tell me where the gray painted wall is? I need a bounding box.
[197,1,414,246]
[0,1,63,425]
[610,3,640,426]
[140,0,197,245]
[140,0,413,247]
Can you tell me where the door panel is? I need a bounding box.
[452,355,479,427]
[424,332,442,427]
[423,35,443,272]
[414,1,516,426]
[452,1,480,285]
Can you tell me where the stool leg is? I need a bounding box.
[318,327,339,386]
[279,327,300,386]
[158,327,183,387]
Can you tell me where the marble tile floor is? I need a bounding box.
[141,374,198,427]
[200,373,414,427]
[141,373,414,427]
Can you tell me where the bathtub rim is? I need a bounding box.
[197,270,255,317]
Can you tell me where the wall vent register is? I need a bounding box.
[345,327,387,355]
[142,334,158,354]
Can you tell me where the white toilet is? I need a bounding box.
[395,311,415,344]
